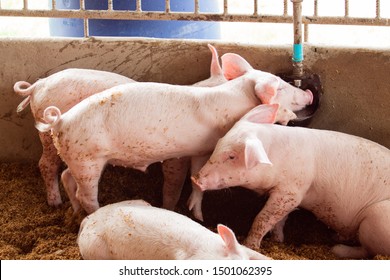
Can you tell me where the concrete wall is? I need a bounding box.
[1,38,389,162]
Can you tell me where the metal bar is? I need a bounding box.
[80,0,85,10]
[51,0,56,10]
[254,0,258,16]
[108,0,113,11]
[23,0,28,10]
[0,9,389,26]
[165,0,170,13]
[194,0,200,14]
[284,0,288,16]
[223,0,228,15]
[345,0,349,17]
[303,16,390,26]
[304,23,308,42]
[314,0,318,17]
[376,0,381,19]
[84,15,89,37]
[136,0,141,12]
[291,0,304,83]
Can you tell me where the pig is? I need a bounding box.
[14,69,135,206]
[192,104,390,259]
[35,52,313,217]
[14,45,224,209]
[77,199,270,260]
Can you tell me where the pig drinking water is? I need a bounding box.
[192,104,390,258]
[14,69,135,206]
[77,200,270,260]
[35,53,313,216]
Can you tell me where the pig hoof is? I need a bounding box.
[331,244,369,259]
[47,194,63,207]
[187,197,204,221]
[192,208,204,222]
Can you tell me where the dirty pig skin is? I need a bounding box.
[14,68,135,207]
[77,200,270,260]
[192,104,390,259]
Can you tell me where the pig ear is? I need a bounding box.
[207,44,223,77]
[245,138,272,169]
[221,53,253,80]
[217,224,240,253]
[255,75,280,104]
[243,104,279,124]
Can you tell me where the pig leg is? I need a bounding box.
[188,155,210,221]
[67,159,106,214]
[61,168,81,212]
[38,132,63,206]
[161,157,191,210]
[332,200,390,259]
[270,214,289,242]
[244,187,303,250]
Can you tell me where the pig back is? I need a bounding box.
[77,200,217,260]
[30,69,134,120]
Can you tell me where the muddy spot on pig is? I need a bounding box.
[0,162,389,260]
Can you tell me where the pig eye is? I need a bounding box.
[223,152,237,162]
[227,153,236,160]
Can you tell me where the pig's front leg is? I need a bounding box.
[38,132,63,206]
[188,155,210,221]
[161,157,191,210]
[244,187,302,250]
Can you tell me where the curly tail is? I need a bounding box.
[14,81,35,113]
[35,106,62,133]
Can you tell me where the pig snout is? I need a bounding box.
[304,89,313,105]
[191,175,206,192]
[293,88,313,107]
[191,173,221,192]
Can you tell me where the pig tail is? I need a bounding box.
[35,106,62,132]
[14,81,34,97]
[14,81,35,113]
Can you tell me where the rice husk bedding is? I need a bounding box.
[0,162,388,260]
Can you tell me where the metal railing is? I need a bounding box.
[0,0,389,41]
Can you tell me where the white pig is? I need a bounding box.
[77,199,270,260]
[192,104,390,259]
[35,53,313,216]
[14,69,135,206]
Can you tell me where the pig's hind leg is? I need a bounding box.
[38,132,63,206]
[61,168,81,213]
[332,200,390,259]
[67,159,106,214]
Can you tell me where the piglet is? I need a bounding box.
[192,104,390,259]
[14,69,135,206]
[77,200,270,260]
